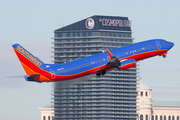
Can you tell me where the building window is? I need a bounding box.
[57,33,62,37]
[146,92,148,96]
[156,115,158,120]
[146,115,148,120]
[109,32,112,36]
[92,32,99,36]
[73,32,76,37]
[152,115,154,120]
[164,116,166,120]
[177,116,179,120]
[88,32,92,36]
[140,115,143,120]
[43,116,46,120]
[48,116,50,120]
[82,32,86,36]
[77,32,80,37]
[172,116,174,120]
[141,91,143,96]
[62,33,66,37]
[52,116,54,120]
[169,116,171,120]
[160,116,162,120]
[67,32,70,37]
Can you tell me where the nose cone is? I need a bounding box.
[168,41,174,50]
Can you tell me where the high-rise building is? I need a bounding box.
[40,78,180,120]
[52,15,138,120]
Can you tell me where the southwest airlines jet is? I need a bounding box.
[12,39,174,83]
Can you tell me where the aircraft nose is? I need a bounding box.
[168,41,174,49]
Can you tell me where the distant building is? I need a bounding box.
[39,107,54,120]
[137,78,180,120]
[40,77,180,120]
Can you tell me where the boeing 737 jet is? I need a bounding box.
[12,39,174,83]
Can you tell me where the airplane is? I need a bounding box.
[12,39,174,83]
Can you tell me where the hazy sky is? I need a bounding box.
[1,0,180,120]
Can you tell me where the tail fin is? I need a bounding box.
[12,43,45,76]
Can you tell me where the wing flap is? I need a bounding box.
[24,73,41,83]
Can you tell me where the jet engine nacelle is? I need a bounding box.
[120,59,136,71]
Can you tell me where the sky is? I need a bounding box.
[0,0,180,120]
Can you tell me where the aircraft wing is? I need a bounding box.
[96,49,136,76]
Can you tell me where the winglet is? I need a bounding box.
[105,49,114,59]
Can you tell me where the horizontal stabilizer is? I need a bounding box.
[24,74,41,83]
[29,73,40,79]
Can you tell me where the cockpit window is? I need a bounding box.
[163,41,167,43]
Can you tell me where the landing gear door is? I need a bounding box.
[156,41,161,49]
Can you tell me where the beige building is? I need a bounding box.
[39,106,54,120]
[39,78,180,120]
[137,78,180,120]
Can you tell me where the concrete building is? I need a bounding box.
[137,78,180,120]
[52,15,138,119]
[39,104,54,120]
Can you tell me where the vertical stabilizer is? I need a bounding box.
[12,44,44,76]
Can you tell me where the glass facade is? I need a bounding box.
[52,15,138,120]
